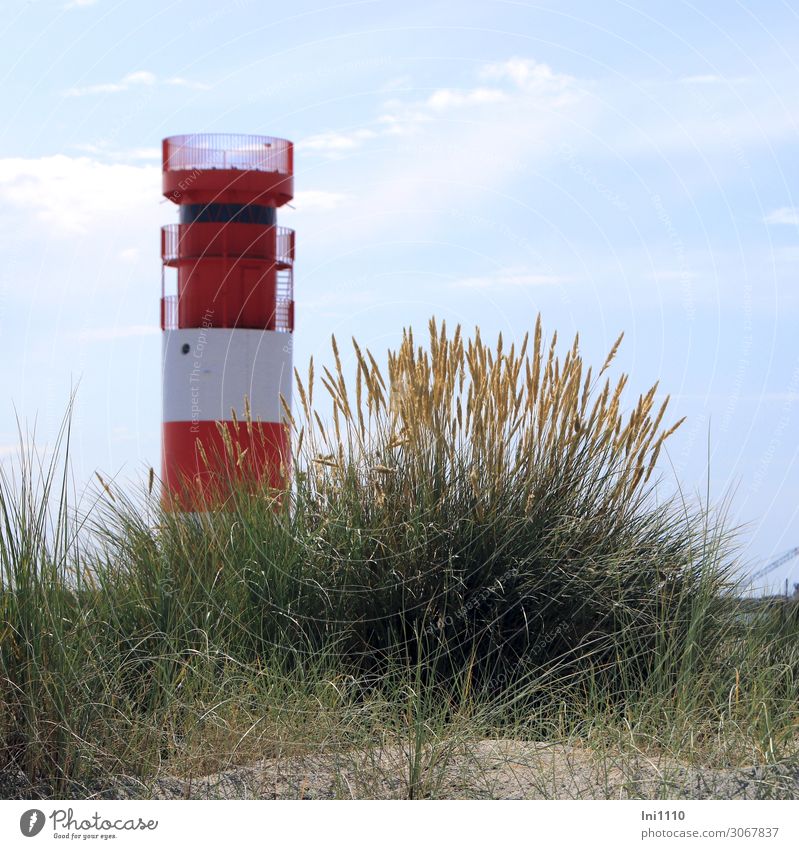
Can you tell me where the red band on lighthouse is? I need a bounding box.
[160,134,295,509]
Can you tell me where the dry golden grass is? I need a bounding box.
[291,315,683,512]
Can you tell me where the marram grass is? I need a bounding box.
[275,316,704,687]
[0,318,797,798]
[295,316,682,513]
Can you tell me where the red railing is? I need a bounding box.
[161,294,178,330]
[275,268,294,333]
[161,273,293,332]
[161,226,178,264]
[276,227,295,265]
[161,224,294,266]
[163,134,293,175]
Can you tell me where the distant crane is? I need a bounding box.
[749,546,799,584]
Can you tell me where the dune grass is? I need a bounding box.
[1,317,797,798]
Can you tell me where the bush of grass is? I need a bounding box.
[239,317,732,695]
[1,316,796,797]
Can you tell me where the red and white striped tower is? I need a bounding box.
[160,133,295,509]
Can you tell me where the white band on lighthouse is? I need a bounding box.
[162,328,292,424]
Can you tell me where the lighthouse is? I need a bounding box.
[160,133,295,509]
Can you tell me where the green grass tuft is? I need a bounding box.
[1,319,797,798]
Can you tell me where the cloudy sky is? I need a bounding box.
[1,0,798,590]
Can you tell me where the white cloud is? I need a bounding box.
[298,129,377,155]
[0,151,344,258]
[425,87,508,110]
[65,0,99,8]
[380,75,413,93]
[74,143,161,161]
[384,59,580,128]
[164,76,208,89]
[125,147,161,161]
[123,70,156,86]
[298,53,796,188]
[479,57,579,98]
[119,247,140,263]
[376,108,432,134]
[65,70,155,97]
[289,190,349,211]
[64,71,207,97]
[300,56,586,160]
[765,207,799,226]
[449,269,573,290]
[0,154,160,235]
[318,60,590,241]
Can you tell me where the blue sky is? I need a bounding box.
[1,0,797,590]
